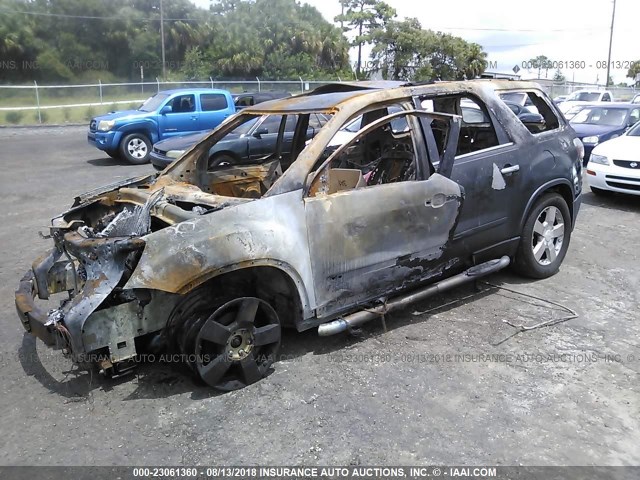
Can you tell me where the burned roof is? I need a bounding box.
[242,79,546,115]
[242,90,375,114]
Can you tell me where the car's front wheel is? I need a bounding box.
[169,290,282,391]
[120,133,151,164]
[105,149,120,159]
[513,193,571,279]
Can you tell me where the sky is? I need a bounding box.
[191,0,639,85]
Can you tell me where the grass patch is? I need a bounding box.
[0,102,125,126]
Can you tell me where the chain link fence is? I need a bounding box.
[0,79,331,125]
[0,78,636,126]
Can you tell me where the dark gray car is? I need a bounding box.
[16,80,583,391]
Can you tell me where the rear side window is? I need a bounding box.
[500,90,560,134]
[201,94,229,111]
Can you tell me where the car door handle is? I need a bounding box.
[191,116,197,120]
[501,164,520,174]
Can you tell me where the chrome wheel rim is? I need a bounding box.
[532,206,565,266]
[127,138,147,159]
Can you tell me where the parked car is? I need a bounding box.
[553,95,568,104]
[150,112,329,170]
[569,103,640,163]
[499,92,539,114]
[563,103,589,121]
[232,91,291,109]
[17,80,583,391]
[88,89,236,164]
[463,100,544,125]
[631,93,640,104]
[586,120,640,196]
[559,90,613,114]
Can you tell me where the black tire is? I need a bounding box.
[208,153,236,170]
[513,193,571,279]
[590,186,611,196]
[105,149,120,159]
[168,288,281,391]
[119,133,151,164]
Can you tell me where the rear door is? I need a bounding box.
[416,94,523,255]
[304,108,463,318]
[199,93,232,130]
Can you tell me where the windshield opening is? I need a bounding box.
[139,93,169,112]
[570,107,627,127]
[627,122,640,136]
[162,111,332,199]
[567,92,600,102]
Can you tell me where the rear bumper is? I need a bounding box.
[582,145,595,164]
[573,192,582,228]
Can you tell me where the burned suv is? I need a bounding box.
[16,81,583,390]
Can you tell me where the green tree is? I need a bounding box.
[181,46,208,80]
[528,55,552,79]
[207,0,350,79]
[335,0,396,78]
[553,69,566,82]
[627,61,640,84]
[369,18,487,82]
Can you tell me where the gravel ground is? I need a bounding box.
[0,126,638,466]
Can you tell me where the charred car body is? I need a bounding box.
[16,81,583,390]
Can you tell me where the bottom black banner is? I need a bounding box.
[0,466,637,480]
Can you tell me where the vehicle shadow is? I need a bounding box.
[19,270,564,401]
[19,334,223,401]
[581,189,640,213]
[279,276,511,360]
[87,156,133,167]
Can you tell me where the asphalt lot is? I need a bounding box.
[0,126,638,466]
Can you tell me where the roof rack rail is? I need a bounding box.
[307,80,406,95]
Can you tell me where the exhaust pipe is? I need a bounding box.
[318,256,510,336]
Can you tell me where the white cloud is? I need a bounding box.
[191,0,639,84]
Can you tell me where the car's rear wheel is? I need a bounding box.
[590,186,611,196]
[120,133,151,164]
[513,193,571,279]
[170,292,281,391]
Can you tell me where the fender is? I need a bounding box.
[519,178,576,231]
[124,189,316,319]
[116,118,159,144]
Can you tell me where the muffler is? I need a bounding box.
[317,256,510,336]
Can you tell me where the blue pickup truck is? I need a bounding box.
[88,89,236,164]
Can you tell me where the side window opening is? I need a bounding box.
[417,94,501,156]
[500,90,559,134]
[308,111,419,197]
[201,94,228,111]
[170,94,196,113]
[453,96,499,155]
